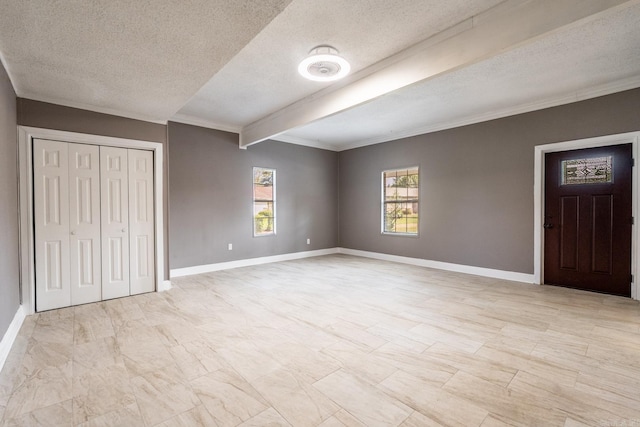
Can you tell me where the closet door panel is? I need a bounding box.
[128,149,155,295]
[69,143,101,305]
[100,146,130,300]
[34,139,71,311]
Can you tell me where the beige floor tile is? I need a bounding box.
[190,369,268,426]
[0,255,639,427]
[154,320,204,348]
[72,336,122,376]
[314,369,412,427]
[73,303,115,345]
[17,316,38,339]
[264,341,341,382]
[321,340,398,385]
[18,340,72,385]
[30,317,74,346]
[118,326,176,377]
[324,320,388,352]
[508,370,640,426]
[72,364,135,424]
[574,370,640,411]
[238,407,292,426]
[156,405,218,427]
[563,418,592,427]
[422,342,517,387]
[216,340,282,383]
[443,370,566,426]
[167,345,214,381]
[319,409,366,427]
[399,410,446,427]
[0,344,28,408]
[474,345,579,387]
[586,342,640,369]
[318,416,349,427]
[378,369,487,427]
[3,362,72,420]
[280,322,342,352]
[130,363,200,426]
[73,317,115,345]
[75,403,144,427]
[103,300,145,330]
[37,308,73,323]
[479,415,518,427]
[2,399,73,427]
[372,342,456,386]
[252,368,339,426]
[407,323,484,353]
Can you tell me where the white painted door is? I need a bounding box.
[34,139,71,311]
[69,143,102,305]
[100,146,130,300]
[128,149,156,295]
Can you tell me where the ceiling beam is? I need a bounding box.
[240,0,635,148]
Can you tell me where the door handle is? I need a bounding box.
[543,223,553,229]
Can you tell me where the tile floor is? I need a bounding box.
[1,254,640,426]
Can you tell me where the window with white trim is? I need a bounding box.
[253,167,276,236]
[382,167,419,235]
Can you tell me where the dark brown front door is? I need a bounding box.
[544,144,632,296]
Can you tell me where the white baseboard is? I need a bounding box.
[0,306,26,373]
[170,248,340,278]
[338,248,535,284]
[159,280,172,292]
[170,246,534,284]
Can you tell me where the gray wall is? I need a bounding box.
[17,99,171,278]
[340,88,640,274]
[0,61,19,340]
[9,87,640,292]
[168,122,339,269]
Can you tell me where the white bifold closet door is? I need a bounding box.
[34,139,155,311]
[100,146,130,300]
[35,140,102,311]
[100,147,155,299]
[34,139,72,311]
[69,143,102,305]
[128,149,155,295]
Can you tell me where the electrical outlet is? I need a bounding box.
[228,243,233,250]
[306,238,310,245]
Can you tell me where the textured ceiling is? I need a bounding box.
[0,0,638,149]
[0,0,292,122]
[279,1,640,150]
[173,0,504,129]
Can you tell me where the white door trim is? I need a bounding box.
[534,131,640,300]
[18,126,167,314]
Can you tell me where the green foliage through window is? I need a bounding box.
[383,167,419,235]
[253,168,276,236]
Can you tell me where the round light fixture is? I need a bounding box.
[298,45,351,82]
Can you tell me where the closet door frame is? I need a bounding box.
[18,126,168,314]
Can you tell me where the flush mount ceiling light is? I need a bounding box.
[298,45,351,82]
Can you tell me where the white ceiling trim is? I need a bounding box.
[170,114,242,134]
[338,75,640,151]
[279,75,640,152]
[239,0,635,149]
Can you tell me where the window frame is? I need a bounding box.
[381,166,420,236]
[253,167,276,237]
